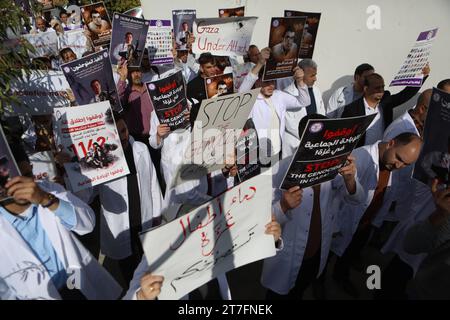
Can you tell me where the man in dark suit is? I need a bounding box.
[341,65,430,147]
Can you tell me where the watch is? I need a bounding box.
[41,193,58,208]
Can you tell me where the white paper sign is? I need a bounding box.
[390,28,438,87]
[140,173,275,300]
[52,101,129,192]
[23,31,59,58]
[193,17,257,56]
[58,29,91,59]
[29,151,58,182]
[7,70,71,115]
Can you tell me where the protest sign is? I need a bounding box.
[284,10,321,59]
[172,9,196,51]
[52,101,129,192]
[110,13,149,66]
[263,17,306,81]
[58,29,92,60]
[7,70,71,115]
[281,114,376,190]
[146,19,173,65]
[146,71,190,131]
[390,28,438,87]
[219,6,245,18]
[61,49,122,112]
[29,151,58,182]
[80,1,112,48]
[192,17,257,56]
[236,119,261,183]
[413,88,450,187]
[204,73,234,99]
[173,89,259,186]
[0,126,21,202]
[23,31,59,59]
[140,173,275,300]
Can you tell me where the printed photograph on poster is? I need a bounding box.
[263,17,306,81]
[204,73,234,99]
[212,55,232,75]
[43,5,83,31]
[110,13,149,67]
[280,114,376,190]
[28,114,56,152]
[172,9,196,51]
[0,126,21,202]
[23,31,59,59]
[80,1,112,48]
[236,119,261,184]
[284,10,321,59]
[146,71,190,131]
[390,28,438,87]
[140,173,275,300]
[192,17,257,57]
[29,151,58,182]
[174,89,260,186]
[218,6,245,18]
[146,19,174,65]
[58,29,92,60]
[61,49,122,112]
[52,101,130,192]
[413,88,450,188]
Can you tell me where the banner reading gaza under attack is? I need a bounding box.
[281,114,376,190]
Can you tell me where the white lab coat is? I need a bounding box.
[327,85,361,118]
[331,142,397,256]
[0,181,122,300]
[77,137,163,260]
[261,156,365,294]
[282,81,325,158]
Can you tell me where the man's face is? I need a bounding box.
[36,18,46,32]
[201,62,216,78]
[92,13,102,26]
[116,119,129,149]
[62,50,77,63]
[303,67,317,87]
[125,33,133,44]
[182,23,189,31]
[177,50,188,63]
[91,81,102,94]
[283,31,295,51]
[355,69,374,89]
[364,77,385,102]
[381,139,421,171]
[260,81,276,98]
[217,84,228,95]
[248,47,260,64]
[60,13,68,24]
[130,70,142,85]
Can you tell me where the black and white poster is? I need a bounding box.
[236,119,261,183]
[280,114,376,190]
[284,10,321,59]
[172,9,196,51]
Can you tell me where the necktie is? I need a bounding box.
[306,87,317,115]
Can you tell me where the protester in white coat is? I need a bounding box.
[0,151,121,300]
[331,133,422,297]
[261,115,365,299]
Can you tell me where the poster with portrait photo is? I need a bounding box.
[0,126,21,202]
[263,17,306,81]
[236,119,261,184]
[413,88,450,187]
[284,10,321,59]
[146,19,173,65]
[110,13,149,67]
[146,71,190,131]
[172,9,196,51]
[61,49,122,112]
[280,114,376,190]
[204,73,234,99]
[390,28,438,87]
[213,55,232,75]
[218,6,245,18]
[52,101,129,192]
[58,29,92,60]
[80,1,112,48]
[43,5,83,31]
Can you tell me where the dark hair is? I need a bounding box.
[297,113,328,137]
[364,73,384,87]
[125,32,133,38]
[90,79,101,87]
[198,52,215,66]
[10,143,29,165]
[248,44,258,51]
[59,47,75,59]
[437,79,450,90]
[392,132,421,146]
[283,25,295,36]
[217,80,227,87]
[354,63,374,77]
[59,11,68,18]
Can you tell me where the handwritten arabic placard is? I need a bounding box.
[280,114,375,190]
[140,173,275,300]
[52,101,129,192]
